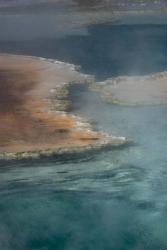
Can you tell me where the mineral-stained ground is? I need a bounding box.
[0,54,127,159]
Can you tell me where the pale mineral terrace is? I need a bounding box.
[91,72,167,106]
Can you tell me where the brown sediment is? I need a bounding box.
[0,54,127,159]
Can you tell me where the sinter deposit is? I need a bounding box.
[91,72,167,105]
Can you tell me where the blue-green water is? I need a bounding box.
[1,9,167,250]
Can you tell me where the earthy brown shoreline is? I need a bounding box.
[0,54,127,160]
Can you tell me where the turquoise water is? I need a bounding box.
[1,10,167,250]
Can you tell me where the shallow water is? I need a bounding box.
[1,7,167,250]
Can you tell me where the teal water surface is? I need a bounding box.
[1,9,167,250]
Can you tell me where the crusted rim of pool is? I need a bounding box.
[91,72,167,106]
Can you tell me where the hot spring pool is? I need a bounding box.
[1,8,167,250]
[1,99,167,249]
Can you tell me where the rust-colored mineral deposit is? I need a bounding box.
[0,54,127,159]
